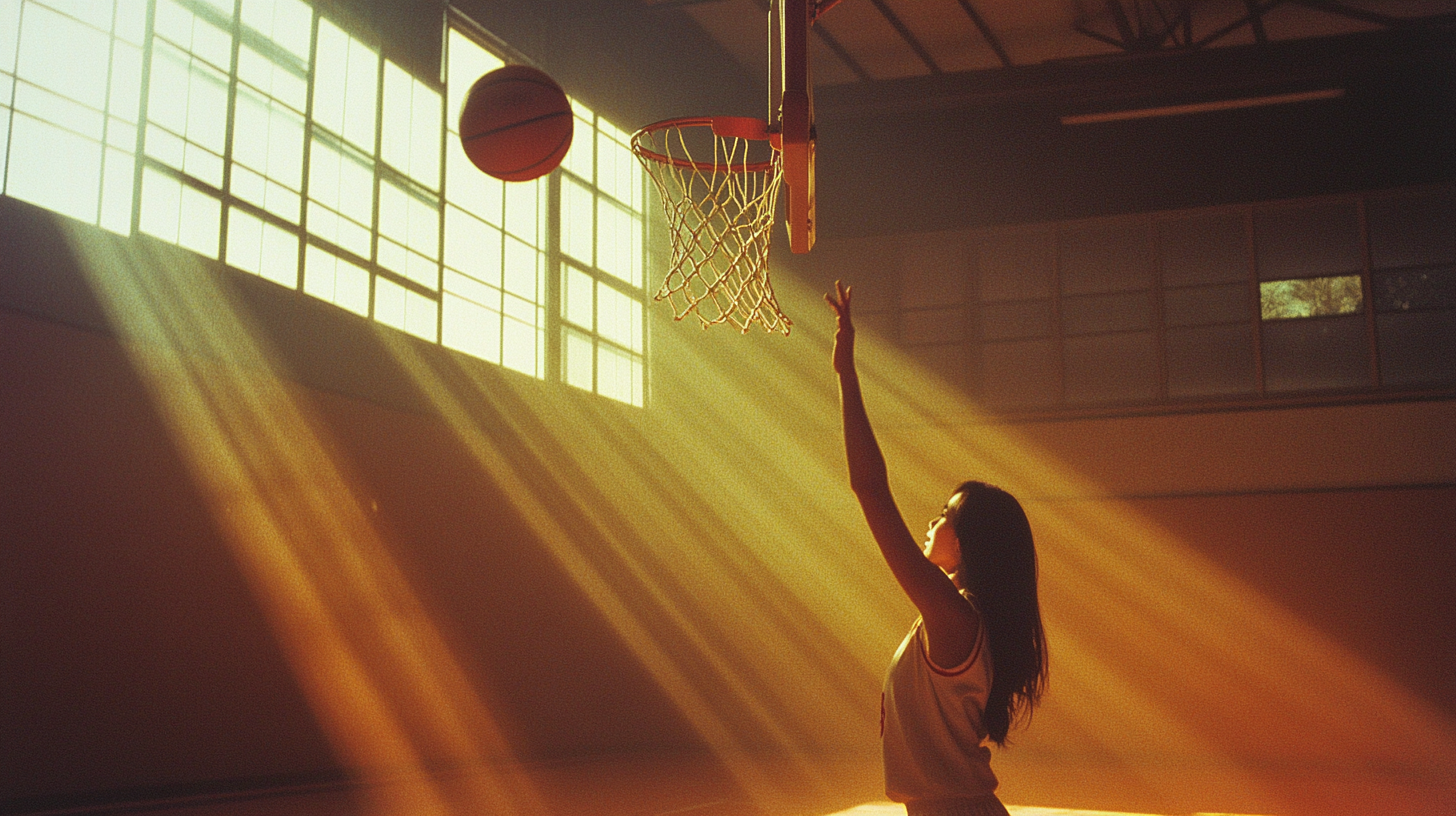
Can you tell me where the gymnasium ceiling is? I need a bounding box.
[645,0,1456,118]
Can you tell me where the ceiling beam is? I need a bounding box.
[954,0,1013,67]
[814,25,1456,119]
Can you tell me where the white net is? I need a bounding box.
[632,119,791,334]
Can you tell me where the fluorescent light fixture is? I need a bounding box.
[1060,88,1346,125]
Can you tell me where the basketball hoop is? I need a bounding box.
[632,116,792,335]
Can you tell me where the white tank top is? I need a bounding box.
[881,608,998,803]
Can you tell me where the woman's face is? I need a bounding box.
[924,495,964,573]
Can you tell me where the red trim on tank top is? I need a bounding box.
[916,620,983,676]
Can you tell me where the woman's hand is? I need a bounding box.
[824,280,855,375]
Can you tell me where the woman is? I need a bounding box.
[825,281,1047,816]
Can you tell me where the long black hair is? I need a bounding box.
[946,481,1048,746]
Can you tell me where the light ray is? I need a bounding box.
[63,225,549,816]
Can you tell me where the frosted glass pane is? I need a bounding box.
[407,193,438,256]
[241,0,312,62]
[1164,284,1250,327]
[303,245,369,316]
[146,44,190,133]
[444,205,502,286]
[14,3,110,109]
[226,206,297,287]
[563,328,593,391]
[139,167,182,241]
[1,0,19,72]
[597,282,641,352]
[108,41,144,123]
[1062,291,1153,335]
[373,276,407,332]
[1166,323,1256,398]
[14,81,104,138]
[1255,200,1361,280]
[1060,223,1154,295]
[502,314,539,377]
[445,135,502,223]
[378,180,407,242]
[1262,315,1370,392]
[1064,332,1158,404]
[560,113,593,181]
[312,19,376,151]
[444,268,497,307]
[563,265,592,329]
[443,292,500,363]
[977,233,1054,301]
[597,127,638,210]
[596,343,638,405]
[1367,188,1456,270]
[503,237,539,300]
[237,46,307,111]
[99,146,134,234]
[177,182,220,258]
[1260,276,1362,320]
[504,176,539,244]
[981,339,1059,407]
[8,113,99,222]
[981,300,1052,340]
[445,28,503,129]
[1158,211,1248,287]
[596,198,636,285]
[562,177,593,264]
[1377,310,1456,386]
[114,0,148,45]
[33,0,111,29]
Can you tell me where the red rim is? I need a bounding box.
[632,116,781,174]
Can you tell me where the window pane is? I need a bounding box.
[6,113,100,222]
[597,198,638,285]
[1164,284,1251,327]
[226,206,298,287]
[981,339,1059,408]
[1062,291,1153,335]
[444,205,502,286]
[443,291,502,364]
[445,28,504,131]
[977,233,1054,301]
[563,327,593,391]
[1064,332,1159,404]
[1367,188,1456,270]
[562,176,594,264]
[14,2,110,110]
[981,300,1052,340]
[1377,310,1456,386]
[1255,200,1361,280]
[1262,314,1370,392]
[1158,211,1248,287]
[560,110,593,181]
[312,19,376,151]
[381,60,441,189]
[503,175,539,244]
[1060,223,1154,295]
[304,244,370,316]
[1166,323,1257,398]
[503,236,540,300]
[597,281,640,351]
[563,265,593,329]
[502,311,540,377]
[1260,276,1363,320]
[139,167,220,258]
[1373,266,1456,314]
[597,342,640,405]
[240,0,313,64]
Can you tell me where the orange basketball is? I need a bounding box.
[459,65,573,182]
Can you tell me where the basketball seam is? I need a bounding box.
[461,109,572,143]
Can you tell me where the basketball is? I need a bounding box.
[459,65,573,182]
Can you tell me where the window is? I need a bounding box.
[556,97,647,406]
[967,187,1455,411]
[2,0,651,406]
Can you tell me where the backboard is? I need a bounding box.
[770,0,818,254]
